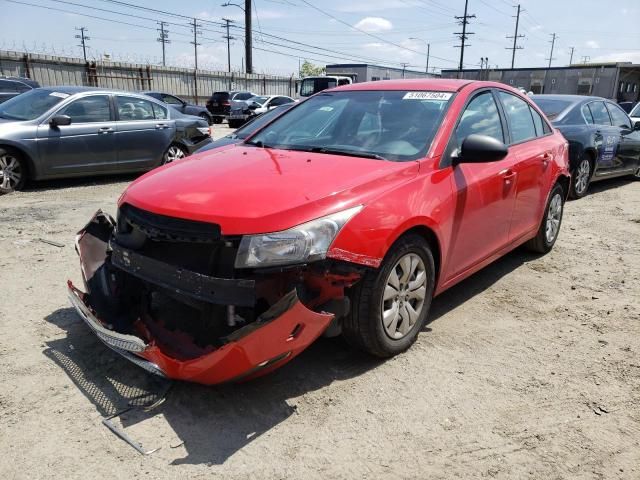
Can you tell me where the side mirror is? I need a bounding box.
[454,134,508,165]
[49,115,72,127]
[634,121,640,131]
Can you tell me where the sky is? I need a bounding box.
[1,0,639,76]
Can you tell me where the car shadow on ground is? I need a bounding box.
[43,246,542,465]
[21,173,141,193]
[583,176,636,196]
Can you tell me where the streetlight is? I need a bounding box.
[222,1,252,74]
[409,37,430,75]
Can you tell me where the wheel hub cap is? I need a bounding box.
[574,159,590,194]
[545,193,563,244]
[0,154,21,190]
[381,253,427,340]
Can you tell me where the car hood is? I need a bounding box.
[120,145,419,235]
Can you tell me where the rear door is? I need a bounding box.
[114,95,175,169]
[37,93,117,175]
[495,90,551,241]
[443,89,517,279]
[606,101,640,174]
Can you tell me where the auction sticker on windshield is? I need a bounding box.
[403,92,452,100]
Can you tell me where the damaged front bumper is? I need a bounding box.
[67,210,346,385]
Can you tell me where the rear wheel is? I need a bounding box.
[0,148,27,194]
[633,166,640,180]
[199,113,213,125]
[162,144,187,165]
[570,155,592,199]
[343,234,435,357]
[212,117,223,124]
[228,119,244,129]
[525,183,565,254]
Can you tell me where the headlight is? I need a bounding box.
[197,126,210,136]
[234,205,363,268]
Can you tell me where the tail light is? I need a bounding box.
[223,101,231,106]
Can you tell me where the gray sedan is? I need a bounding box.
[0,87,210,194]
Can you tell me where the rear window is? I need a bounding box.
[531,98,572,120]
[211,92,230,101]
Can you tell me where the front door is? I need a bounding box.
[606,101,640,174]
[37,94,117,176]
[588,100,622,177]
[114,95,175,168]
[444,90,517,280]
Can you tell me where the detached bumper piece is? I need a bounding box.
[68,210,335,385]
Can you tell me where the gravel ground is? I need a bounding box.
[1,136,639,479]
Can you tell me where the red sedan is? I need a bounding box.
[69,79,570,384]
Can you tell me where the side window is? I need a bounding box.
[152,103,168,120]
[455,91,504,146]
[271,97,290,107]
[161,94,182,105]
[529,106,545,136]
[0,80,13,92]
[234,92,252,101]
[581,104,595,124]
[57,95,111,123]
[497,91,536,143]
[606,103,631,129]
[116,96,156,121]
[588,102,611,126]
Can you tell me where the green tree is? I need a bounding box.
[299,60,325,77]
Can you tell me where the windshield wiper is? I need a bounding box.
[245,140,273,148]
[307,147,386,160]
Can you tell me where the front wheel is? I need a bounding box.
[569,155,592,199]
[343,234,435,358]
[212,117,223,125]
[0,148,27,194]
[525,183,565,254]
[162,144,187,165]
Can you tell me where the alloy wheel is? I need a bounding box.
[164,146,186,164]
[574,158,590,195]
[381,253,427,340]
[545,193,563,244]
[0,153,22,191]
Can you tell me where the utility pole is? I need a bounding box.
[426,43,430,74]
[191,18,201,103]
[245,0,252,73]
[581,55,590,64]
[401,62,409,78]
[157,21,170,67]
[506,4,524,69]
[222,18,236,73]
[568,46,575,65]
[75,27,90,63]
[454,0,475,76]
[546,33,557,68]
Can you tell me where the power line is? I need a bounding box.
[454,0,475,73]
[505,4,524,69]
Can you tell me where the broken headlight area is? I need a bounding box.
[67,208,363,384]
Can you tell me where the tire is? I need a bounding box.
[0,147,28,194]
[161,144,187,165]
[342,234,435,358]
[199,113,213,125]
[228,119,243,129]
[212,117,223,125]
[525,182,565,254]
[633,166,640,180]
[569,154,592,199]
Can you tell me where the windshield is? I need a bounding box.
[531,98,572,120]
[300,78,337,97]
[236,105,291,139]
[0,89,68,120]
[247,90,452,162]
[248,96,268,105]
[630,103,640,117]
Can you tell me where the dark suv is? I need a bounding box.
[206,91,256,124]
[0,77,40,104]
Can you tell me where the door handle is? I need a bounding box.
[155,123,169,129]
[499,168,517,185]
[98,127,113,134]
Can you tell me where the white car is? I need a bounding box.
[630,103,640,128]
[249,95,296,115]
[228,95,296,127]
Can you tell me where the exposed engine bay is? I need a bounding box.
[68,207,363,384]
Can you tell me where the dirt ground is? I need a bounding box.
[1,131,639,479]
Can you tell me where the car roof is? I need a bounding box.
[531,94,606,103]
[331,78,474,92]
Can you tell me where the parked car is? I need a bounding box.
[196,103,294,152]
[630,102,640,128]
[228,95,296,128]
[0,87,211,194]
[0,76,40,104]
[141,91,213,125]
[618,101,636,114]
[69,79,570,385]
[205,91,257,124]
[532,94,640,198]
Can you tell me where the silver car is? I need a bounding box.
[0,87,210,194]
